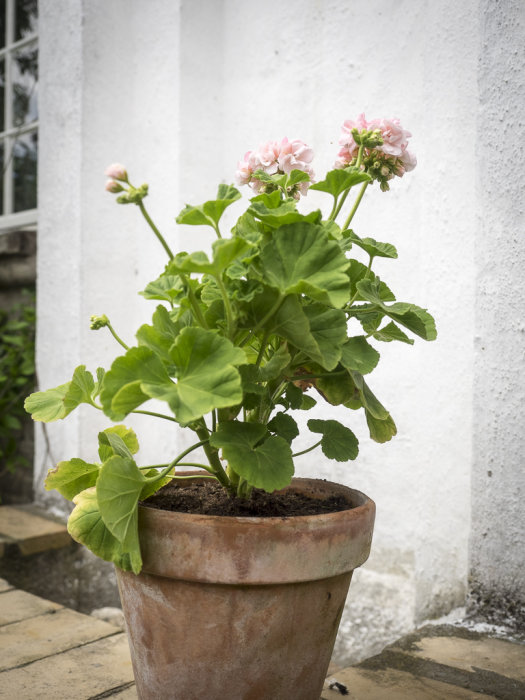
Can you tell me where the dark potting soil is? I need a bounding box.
[142,479,353,517]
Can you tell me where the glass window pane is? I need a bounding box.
[0,58,4,132]
[12,42,37,127]
[15,0,38,41]
[13,130,37,212]
[0,0,6,50]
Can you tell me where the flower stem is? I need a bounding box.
[342,181,369,230]
[138,201,175,260]
[106,322,129,351]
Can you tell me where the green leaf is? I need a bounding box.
[356,278,437,340]
[139,274,183,303]
[249,199,322,228]
[140,468,173,500]
[63,366,96,413]
[67,488,142,573]
[168,238,253,278]
[342,231,398,259]
[100,347,172,420]
[310,167,371,197]
[285,382,304,410]
[136,305,180,366]
[268,412,299,444]
[176,184,241,229]
[347,260,396,301]
[371,321,414,345]
[25,365,97,422]
[299,394,317,410]
[45,458,100,500]
[304,303,348,371]
[143,327,246,425]
[96,455,146,553]
[307,419,359,461]
[242,290,323,366]
[366,412,397,443]
[340,337,380,375]
[232,212,263,245]
[261,223,350,308]
[259,344,291,381]
[210,421,294,492]
[98,426,139,462]
[348,371,390,420]
[317,371,357,406]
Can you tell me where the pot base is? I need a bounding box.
[117,568,353,700]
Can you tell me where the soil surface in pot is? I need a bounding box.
[142,480,353,517]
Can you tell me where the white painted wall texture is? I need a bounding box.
[35,0,524,663]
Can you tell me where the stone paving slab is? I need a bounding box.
[0,505,70,555]
[348,624,525,700]
[321,666,493,699]
[0,607,121,671]
[0,633,135,700]
[0,587,62,625]
[401,634,525,684]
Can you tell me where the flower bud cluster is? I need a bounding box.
[104,164,149,205]
[90,314,109,330]
[235,137,315,198]
[335,114,416,189]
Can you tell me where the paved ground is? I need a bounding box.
[1,504,525,699]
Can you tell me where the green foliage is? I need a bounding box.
[0,290,35,477]
[25,140,437,573]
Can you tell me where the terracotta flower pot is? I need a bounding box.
[116,475,375,700]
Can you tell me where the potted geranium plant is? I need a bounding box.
[25,115,434,700]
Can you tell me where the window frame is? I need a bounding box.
[0,0,38,232]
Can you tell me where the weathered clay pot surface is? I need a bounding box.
[116,476,375,700]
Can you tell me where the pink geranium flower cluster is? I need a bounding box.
[335,114,416,187]
[235,137,315,198]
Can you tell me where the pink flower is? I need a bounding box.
[399,149,417,173]
[334,115,416,181]
[235,137,315,197]
[375,118,412,158]
[105,179,123,193]
[105,163,128,181]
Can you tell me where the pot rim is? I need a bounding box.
[137,473,376,584]
[139,472,370,524]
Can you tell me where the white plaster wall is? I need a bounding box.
[37,0,183,513]
[470,0,525,618]
[35,0,521,665]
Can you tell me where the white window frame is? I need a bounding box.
[0,0,38,232]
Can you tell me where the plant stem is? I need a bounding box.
[239,294,285,347]
[106,322,129,351]
[131,409,179,423]
[292,439,322,458]
[216,276,234,338]
[179,272,209,329]
[138,201,175,260]
[332,188,350,221]
[194,424,232,491]
[342,181,369,230]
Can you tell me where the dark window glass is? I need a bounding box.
[13,129,37,211]
[15,0,37,41]
[12,42,37,126]
[0,0,6,50]
[0,58,4,132]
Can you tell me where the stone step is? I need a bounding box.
[0,504,71,556]
[322,624,525,700]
